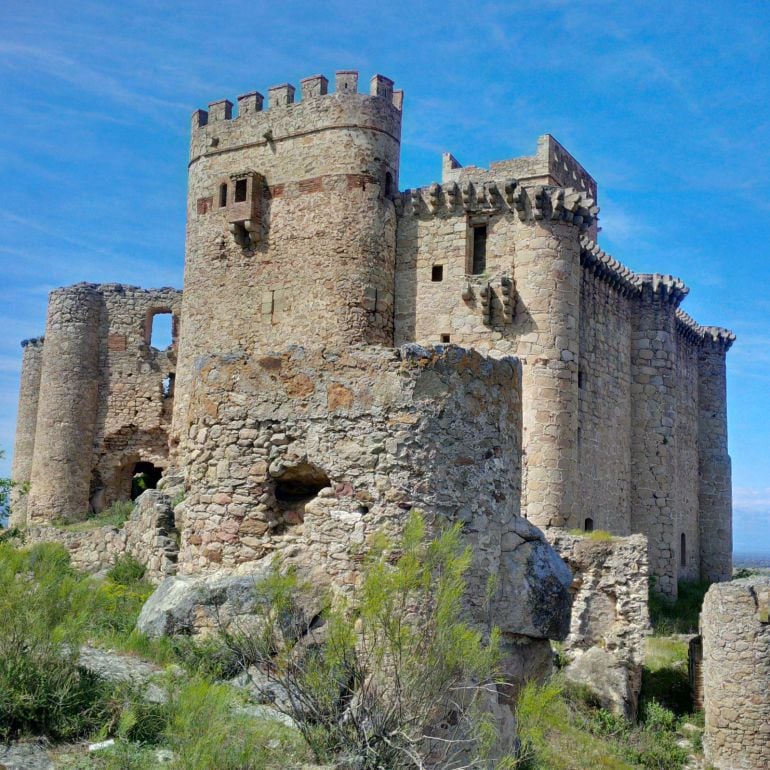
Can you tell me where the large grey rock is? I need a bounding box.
[0,742,54,770]
[136,569,273,638]
[563,646,641,719]
[495,519,572,640]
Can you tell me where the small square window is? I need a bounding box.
[440,333,451,343]
[431,265,444,282]
[234,178,248,203]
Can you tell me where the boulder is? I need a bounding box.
[136,569,273,638]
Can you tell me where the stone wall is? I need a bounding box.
[175,343,572,641]
[576,268,633,534]
[26,490,178,581]
[546,531,650,718]
[22,283,182,524]
[701,578,770,770]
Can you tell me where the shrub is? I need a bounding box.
[0,542,113,740]
[107,554,147,585]
[220,511,512,768]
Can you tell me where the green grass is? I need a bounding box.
[515,678,692,770]
[649,579,710,635]
[53,501,136,532]
[566,529,615,541]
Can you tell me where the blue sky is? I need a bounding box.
[1,0,768,552]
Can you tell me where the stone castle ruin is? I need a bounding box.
[11,70,734,605]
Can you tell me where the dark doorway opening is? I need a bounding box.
[584,517,594,533]
[131,462,162,500]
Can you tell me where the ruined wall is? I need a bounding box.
[546,531,650,719]
[173,72,402,460]
[701,578,770,770]
[26,490,179,581]
[90,285,182,510]
[9,338,44,527]
[175,343,572,640]
[24,284,182,523]
[576,264,633,534]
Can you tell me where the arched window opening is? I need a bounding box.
[584,517,594,533]
[681,533,687,567]
[131,461,163,500]
[384,171,394,198]
[147,310,173,349]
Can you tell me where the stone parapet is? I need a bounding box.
[701,578,770,770]
[398,179,598,232]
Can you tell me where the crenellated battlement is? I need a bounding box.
[396,178,598,231]
[189,71,403,165]
[636,273,689,306]
[580,237,638,296]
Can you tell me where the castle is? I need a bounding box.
[10,71,734,599]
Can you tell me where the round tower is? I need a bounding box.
[26,284,102,523]
[9,337,45,527]
[173,71,403,450]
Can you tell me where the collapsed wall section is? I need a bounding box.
[701,578,770,770]
[176,343,572,639]
[546,531,650,719]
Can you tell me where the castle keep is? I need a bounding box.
[11,71,734,599]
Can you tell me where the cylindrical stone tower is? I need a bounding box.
[701,578,770,770]
[26,284,102,523]
[630,275,688,598]
[172,71,403,454]
[697,327,735,583]
[515,219,582,529]
[9,337,45,527]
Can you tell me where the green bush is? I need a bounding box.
[107,554,147,585]
[221,511,511,768]
[649,579,710,635]
[0,542,113,740]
